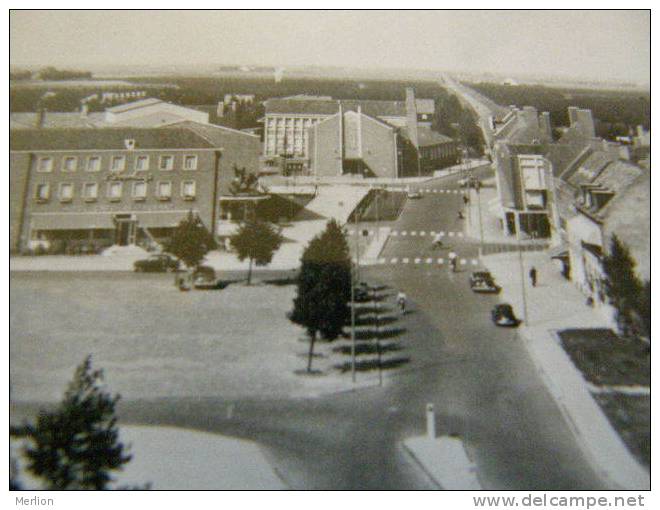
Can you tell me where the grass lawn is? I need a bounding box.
[557,328,650,386]
[10,272,380,403]
[593,394,650,468]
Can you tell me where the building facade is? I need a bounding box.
[10,123,260,253]
[261,88,440,175]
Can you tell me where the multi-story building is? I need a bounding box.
[9,122,260,253]
[261,88,441,175]
[566,167,649,325]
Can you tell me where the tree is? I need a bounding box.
[637,280,651,341]
[601,235,644,338]
[165,211,216,271]
[290,220,352,372]
[12,356,131,490]
[230,219,283,285]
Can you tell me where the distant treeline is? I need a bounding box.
[9,74,485,153]
[468,82,650,139]
[11,67,93,81]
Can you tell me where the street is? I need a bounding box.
[106,171,607,490]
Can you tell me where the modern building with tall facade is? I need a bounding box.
[9,122,260,253]
[262,88,457,177]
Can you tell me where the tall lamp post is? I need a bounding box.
[350,209,361,384]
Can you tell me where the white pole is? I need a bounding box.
[426,403,436,439]
[517,229,529,325]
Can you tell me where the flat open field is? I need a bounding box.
[10,272,368,403]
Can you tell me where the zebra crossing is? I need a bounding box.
[347,228,464,238]
[371,257,480,266]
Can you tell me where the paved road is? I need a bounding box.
[34,170,606,489]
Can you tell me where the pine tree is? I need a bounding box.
[165,211,216,270]
[290,220,352,372]
[16,356,131,490]
[230,219,283,284]
[601,235,644,338]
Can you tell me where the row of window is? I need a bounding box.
[36,154,199,173]
[34,180,197,202]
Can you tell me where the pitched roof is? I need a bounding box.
[106,97,163,113]
[264,97,435,118]
[543,143,592,178]
[10,126,217,151]
[416,126,454,147]
[10,112,107,130]
[170,120,260,142]
[566,151,619,187]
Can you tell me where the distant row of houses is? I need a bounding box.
[10,89,459,254]
[486,104,650,324]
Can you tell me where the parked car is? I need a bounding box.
[354,281,372,302]
[459,176,479,189]
[133,253,180,273]
[193,265,218,290]
[469,271,501,294]
[407,189,422,199]
[491,304,520,327]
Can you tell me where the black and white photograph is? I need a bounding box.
[7,7,652,503]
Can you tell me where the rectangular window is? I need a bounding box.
[83,182,99,201]
[135,155,150,171]
[35,183,50,201]
[181,180,196,199]
[37,157,53,173]
[59,182,74,202]
[107,181,123,200]
[159,155,174,171]
[183,155,198,170]
[111,156,126,172]
[157,181,172,200]
[87,156,101,172]
[62,156,78,172]
[133,181,147,200]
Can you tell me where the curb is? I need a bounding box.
[518,326,650,489]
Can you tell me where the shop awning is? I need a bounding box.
[30,213,115,231]
[135,211,196,228]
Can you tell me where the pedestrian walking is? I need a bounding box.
[529,266,537,287]
[396,291,407,315]
[463,194,469,205]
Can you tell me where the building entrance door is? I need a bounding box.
[114,215,137,246]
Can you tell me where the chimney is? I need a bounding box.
[405,87,419,148]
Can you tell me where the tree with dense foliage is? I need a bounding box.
[290,220,352,372]
[12,356,131,490]
[230,219,283,284]
[601,235,644,338]
[165,211,216,271]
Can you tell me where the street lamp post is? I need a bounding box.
[373,285,382,387]
[517,225,529,325]
[476,182,485,258]
[350,209,361,384]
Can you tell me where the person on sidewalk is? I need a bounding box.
[462,194,469,206]
[396,291,407,315]
[529,266,537,287]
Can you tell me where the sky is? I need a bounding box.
[10,10,650,84]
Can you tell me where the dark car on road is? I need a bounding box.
[491,304,520,327]
[133,253,180,273]
[193,265,218,290]
[469,271,501,294]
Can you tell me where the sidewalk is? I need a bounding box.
[482,252,650,489]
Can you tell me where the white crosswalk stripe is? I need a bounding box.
[420,231,426,236]
[448,232,455,237]
[457,232,464,238]
[471,259,479,265]
[390,257,398,264]
[414,258,421,264]
[378,258,386,264]
[426,258,433,264]
[391,230,398,236]
[401,231,407,236]
[402,257,410,264]
[460,259,467,265]
[410,231,417,236]
[437,258,444,264]
[430,231,436,236]
[347,229,354,235]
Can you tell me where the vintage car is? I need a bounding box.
[133,253,180,273]
[469,271,501,293]
[193,265,218,290]
[491,304,520,327]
